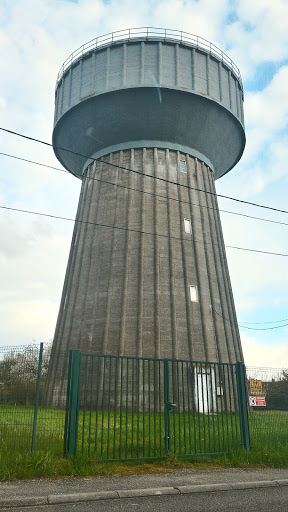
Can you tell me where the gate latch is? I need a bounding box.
[168,402,176,411]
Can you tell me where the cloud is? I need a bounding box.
[153,0,230,43]
[225,0,288,79]
[241,335,288,368]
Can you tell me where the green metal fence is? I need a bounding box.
[64,351,249,460]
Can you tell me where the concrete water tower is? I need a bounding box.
[47,28,245,401]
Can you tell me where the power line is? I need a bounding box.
[212,307,288,330]
[1,203,288,257]
[2,150,288,229]
[1,127,288,216]
[0,152,64,172]
[238,318,288,325]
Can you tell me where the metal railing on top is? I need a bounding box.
[56,27,242,87]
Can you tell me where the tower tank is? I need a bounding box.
[46,28,245,404]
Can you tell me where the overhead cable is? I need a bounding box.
[1,127,288,216]
[1,203,288,257]
[212,308,288,330]
[1,151,288,229]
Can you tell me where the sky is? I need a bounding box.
[0,0,288,368]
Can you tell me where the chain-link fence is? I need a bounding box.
[0,344,67,455]
[246,366,288,451]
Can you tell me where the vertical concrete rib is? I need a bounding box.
[194,159,217,362]
[153,148,161,358]
[208,170,241,360]
[122,44,127,86]
[206,55,210,96]
[218,61,223,103]
[119,150,133,356]
[191,48,195,91]
[101,153,119,354]
[175,45,179,87]
[186,158,206,361]
[106,47,110,89]
[228,70,232,110]
[201,166,231,363]
[92,51,97,95]
[158,42,162,85]
[47,149,243,404]
[82,162,105,353]
[177,153,193,361]
[137,149,145,357]
[78,60,83,101]
[167,150,178,359]
[140,42,145,84]
[211,173,243,361]
[68,68,72,109]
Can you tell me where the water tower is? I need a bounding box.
[47,28,245,402]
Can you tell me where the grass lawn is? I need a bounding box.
[0,405,287,480]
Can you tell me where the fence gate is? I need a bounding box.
[64,352,249,459]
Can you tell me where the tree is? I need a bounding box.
[265,370,288,410]
[0,344,51,405]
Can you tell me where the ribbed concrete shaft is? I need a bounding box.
[47,148,243,402]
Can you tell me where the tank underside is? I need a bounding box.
[53,88,245,180]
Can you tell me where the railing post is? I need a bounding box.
[64,350,81,456]
[164,359,171,455]
[236,362,250,450]
[31,342,44,453]
[64,350,73,456]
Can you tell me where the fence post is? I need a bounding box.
[63,350,73,456]
[31,342,44,453]
[164,359,171,455]
[64,350,81,456]
[236,362,250,450]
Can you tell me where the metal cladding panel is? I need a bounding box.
[54,40,244,125]
[194,51,207,95]
[143,43,159,85]
[230,76,237,114]
[109,45,123,88]
[209,58,220,101]
[220,66,230,109]
[81,54,93,99]
[70,62,81,106]
[178,46,193,89]
[161,44,176,86]
[95,49,107,93]
[126,43,141,85]
[62,71,70,113]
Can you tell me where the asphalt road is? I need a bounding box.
[2,487,288,512]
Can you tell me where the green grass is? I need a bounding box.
[0,406,287,481]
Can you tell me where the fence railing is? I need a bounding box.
[64,352,248,459]
[1,344,287,460]
[56,27,242,86]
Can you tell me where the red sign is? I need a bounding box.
[249,396,266,407]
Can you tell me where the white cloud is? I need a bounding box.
[153,0,230,43]
[225,0,288,78]
[242,335,288,368]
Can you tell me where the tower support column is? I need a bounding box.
[46,148,242,404]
